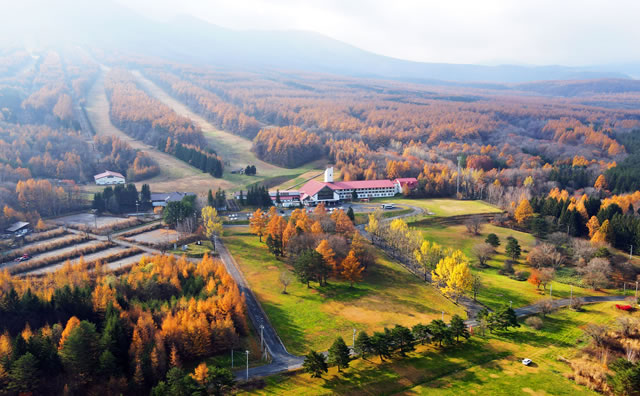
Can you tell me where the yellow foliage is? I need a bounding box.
[515,199,534,225]
[191,362,209,385]
[432,250,472,302]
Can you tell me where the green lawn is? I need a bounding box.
[169,240,214,258]
[243,302,632,395]
[412,222,609,311]
[377,198,502,217]
[223,227,464,355]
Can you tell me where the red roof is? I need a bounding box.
[332,180,396,189]
[94,170,125,180]
[300,179,396,197]
[395,178,418,184]
[299,180,332,198]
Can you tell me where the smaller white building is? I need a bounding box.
[94,171,125,185]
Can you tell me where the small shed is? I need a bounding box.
[6,221,30,234]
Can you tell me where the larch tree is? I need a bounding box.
[594,174,607,190]
[586,216,600,238]
[341,250,363,287]
[316,239,338,275]
[201,206,223,249]
[515,199,534,225]
[249,208,267,241]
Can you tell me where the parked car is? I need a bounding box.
[14,254,31,262]
[522,358,532,366]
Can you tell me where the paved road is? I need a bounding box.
[215,242,305,379]
[465,295,630,327]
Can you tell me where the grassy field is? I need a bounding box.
[169,240,214,258]
[377,198,502,217]
[85,70,233,194]
[223,227,464,355]
[243,302,633,395]
[412,222,609,310]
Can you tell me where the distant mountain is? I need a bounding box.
[514,78,640,97]
[0,0,633,83]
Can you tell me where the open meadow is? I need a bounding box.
[378,198,502,218]
[411,221,610,310]
[223,226,464,355]
[244,302,635,395]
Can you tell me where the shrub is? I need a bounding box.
[1,234,91,263]
[569,298,583,311]
[24,227,66,243]
[512,270,530,281]
[594,247,611,258]
[498,260,515,275]
[525,316,543,330]
[116,222,162,238]
[10,240,117,274]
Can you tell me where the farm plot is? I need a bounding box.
[103,252,146,272]
[53,213,125,228]
[24,246,128,275]
[127,228,181,245]
[1,233,72,258]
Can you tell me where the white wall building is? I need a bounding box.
[94,171,125,185]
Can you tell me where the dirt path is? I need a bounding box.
[84,69,233,193]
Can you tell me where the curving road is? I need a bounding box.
[48,214,635,380]
[215,242,305,379]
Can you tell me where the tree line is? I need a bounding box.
[0,254,246,394]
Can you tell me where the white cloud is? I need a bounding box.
[116,0,640,66]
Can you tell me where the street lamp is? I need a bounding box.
[245,350,249,381]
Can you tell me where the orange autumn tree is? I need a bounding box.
[316,239,338,275]
[515,199,534,225]
[341,250,363,287]
[249,208,267,241]
[591,219,612,244]
[594,174,607,190]
[586,216,600,238]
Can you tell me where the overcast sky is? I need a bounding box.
[115,0,640,66]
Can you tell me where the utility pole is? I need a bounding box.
[456,156,462,197]
[245,350,249,381]
[260,325,264,352]
[630,244,633,260]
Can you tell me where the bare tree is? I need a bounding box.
[547,232,569,248]
[578,258,611,290]
[572,239,596,266]
[471,274,482,301]
[464,215,484,235]
[616,317,637,338]
[527,243,563,268]
[279,271,292,294]
[472,243,494,268]
[536,299,555,318]
[584,324,608,349]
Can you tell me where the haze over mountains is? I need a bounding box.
[2,0,638,85]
